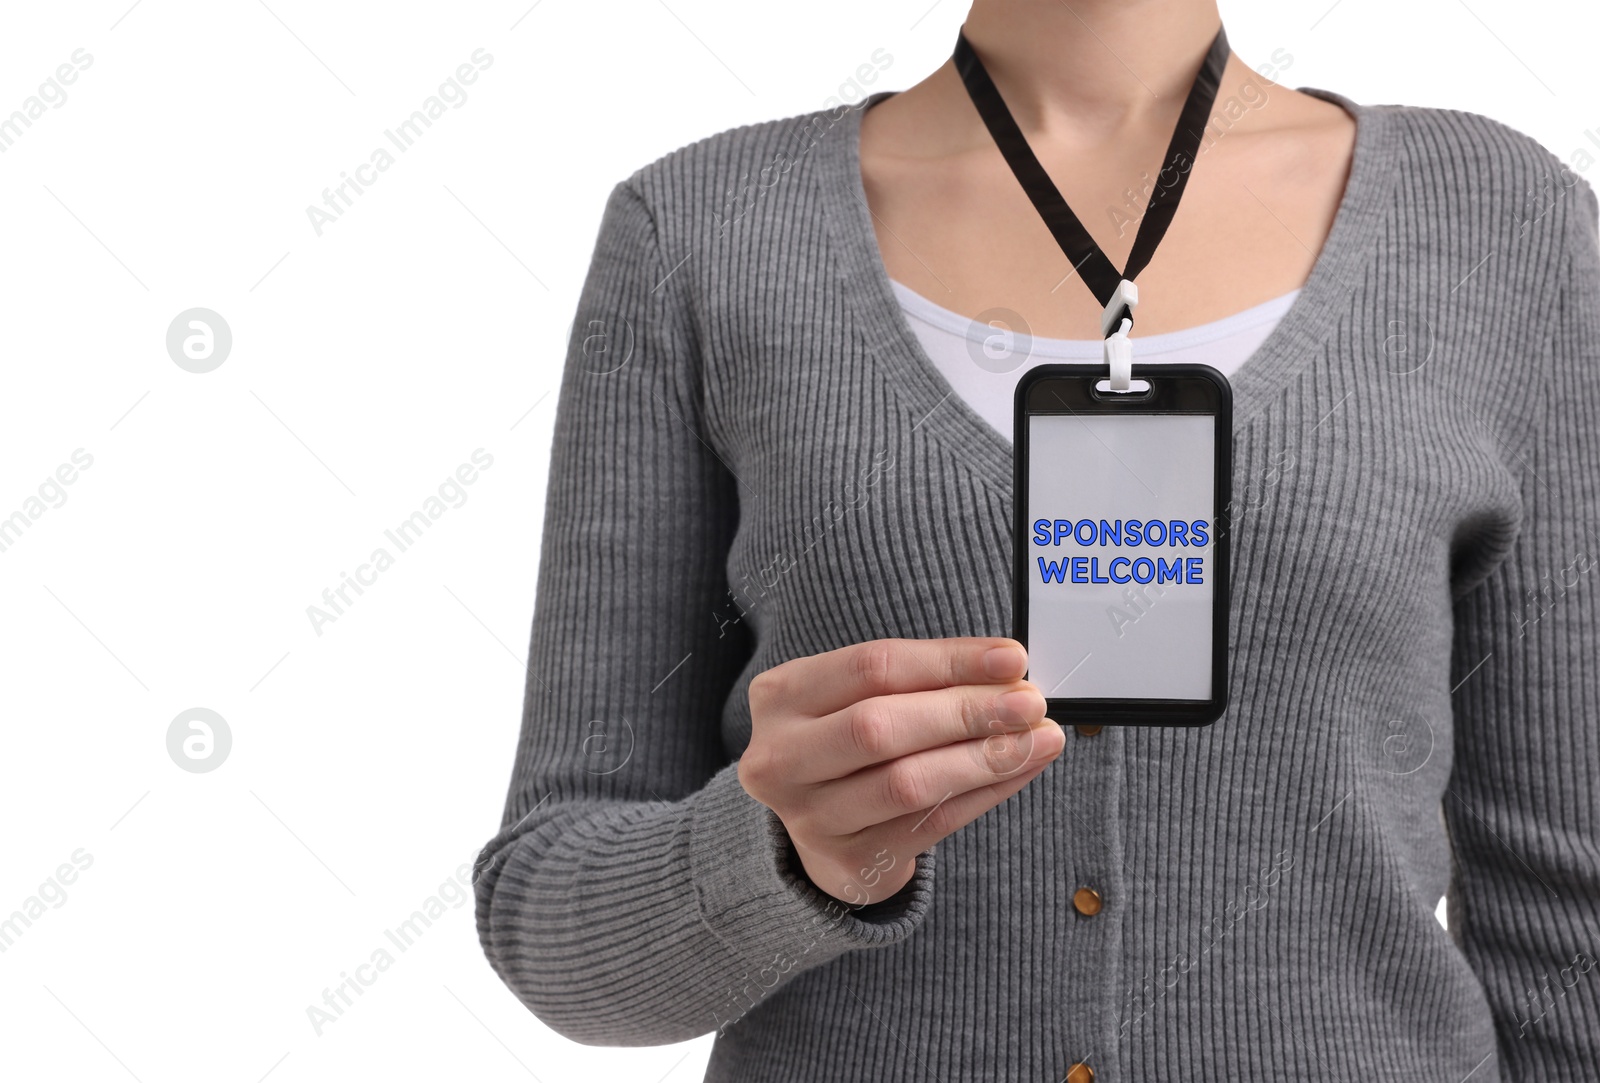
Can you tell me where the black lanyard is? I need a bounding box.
[952,26,1231,336]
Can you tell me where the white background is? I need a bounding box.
[1,1,1595,1080]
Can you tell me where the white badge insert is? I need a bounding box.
[1025,412,1217,700]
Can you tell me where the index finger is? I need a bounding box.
[758,637,1028,718]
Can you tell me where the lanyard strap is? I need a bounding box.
[952,25,1231,336]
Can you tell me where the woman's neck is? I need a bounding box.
[959,0,1225,141]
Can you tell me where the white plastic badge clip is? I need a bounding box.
[1100,279,1139,391]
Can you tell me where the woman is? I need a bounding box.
[473,1,1600,1078]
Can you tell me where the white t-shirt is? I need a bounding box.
[890,279,1299,443]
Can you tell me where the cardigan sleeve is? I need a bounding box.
[471,180,935,1047]
[1444,175,1600,1079]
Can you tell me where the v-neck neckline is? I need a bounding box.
[814,84,1401,492]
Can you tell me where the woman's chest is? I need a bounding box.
[709,343,1521,660]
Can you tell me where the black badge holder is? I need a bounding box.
[1012,332,1232,728]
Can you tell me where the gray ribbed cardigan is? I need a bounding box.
[473,87,1600,1082]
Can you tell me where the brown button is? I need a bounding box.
[1072,886,1103,916]
[1075,724,1102,737]
[1066,1062,1094,1083]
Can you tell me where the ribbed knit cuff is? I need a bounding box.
[688,761,935,970]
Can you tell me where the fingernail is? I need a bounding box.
[996,689,1042,726]
[984,644,1026,680]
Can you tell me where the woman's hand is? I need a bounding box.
[739,637,1064,906]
